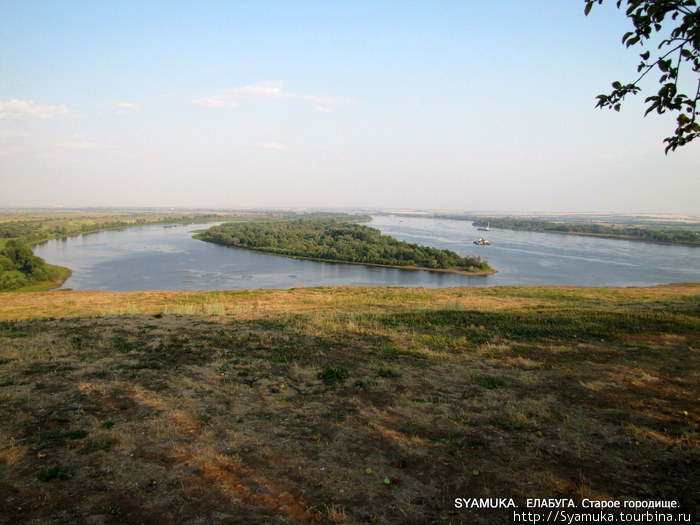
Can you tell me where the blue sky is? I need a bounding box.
[1,0,698,213]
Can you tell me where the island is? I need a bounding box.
[196,218,495,274]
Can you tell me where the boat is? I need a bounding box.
[473,238,491,246]
[477,222,490,232]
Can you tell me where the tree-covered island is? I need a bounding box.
[197,219,494,274]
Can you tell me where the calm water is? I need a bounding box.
[32,216,699,291]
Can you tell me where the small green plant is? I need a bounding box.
[353,379,377,389]
[472,374,505,389]
[112,337,139,354]
[318,367,349,386]
[106,503,124,517]
[375,366,402,379]
[37,463,71,481]
[37,429,89,448]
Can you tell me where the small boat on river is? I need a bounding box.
[474,238,491,246]
[477,222,491,232]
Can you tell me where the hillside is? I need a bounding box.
[0,284,698,524]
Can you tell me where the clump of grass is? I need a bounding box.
[353,379,377,389]
[36,429,89,448]
[112,337,139,354]
[37,463,72,481]
[106,503,124,517]
[311,503,346,523]
[472,374,506,389]
[163,302,226,315]
[375,366,402,379]
[318,367,350,386]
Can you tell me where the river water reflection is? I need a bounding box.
[32,216,699,291]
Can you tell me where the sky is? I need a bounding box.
[1,0,698,214]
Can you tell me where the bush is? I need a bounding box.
[318,367,350,386]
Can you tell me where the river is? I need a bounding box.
[32,216,700,291]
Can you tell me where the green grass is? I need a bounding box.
[472,374,506,389]
[375,366,402,379]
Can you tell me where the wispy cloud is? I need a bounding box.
[253,141,289,151]
[115,102,138,115]
[193,82,285,107]
[193,81,347,113]
[0,99,69,120]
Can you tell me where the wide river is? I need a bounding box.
[33,215,699,291]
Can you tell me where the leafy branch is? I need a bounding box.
[585,0,700,153]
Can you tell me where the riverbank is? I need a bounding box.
[9,264,72,292]
[0,284,697,523]
[246,251,499,276]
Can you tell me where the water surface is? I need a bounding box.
[370,215,699,287]
[32,216,699,291]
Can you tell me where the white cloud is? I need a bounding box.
[194,81,347,112]
[234,82,285,100]
[115,102,138,115]
[0,99,69,120]
[253,141,289,151]
[193,81,284,107]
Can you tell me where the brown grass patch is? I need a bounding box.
[0,284,698,523]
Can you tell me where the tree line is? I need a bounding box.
[199,219,492,273]
[0,240,60,291]
[471,218,700,245]
[0,214,236,245]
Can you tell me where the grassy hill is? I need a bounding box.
[0,284,698,523]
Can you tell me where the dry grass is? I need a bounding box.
[0,283,698,524]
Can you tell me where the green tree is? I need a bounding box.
[1,239,52,278]
[585,0,700,152]
[2,239,34,268]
